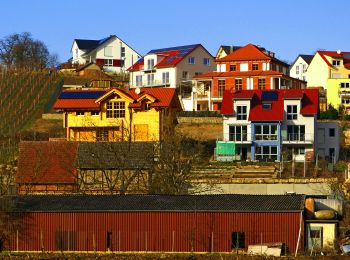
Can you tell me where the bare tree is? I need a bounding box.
[0,32,58,69]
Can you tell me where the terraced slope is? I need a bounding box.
[0,69,63,136]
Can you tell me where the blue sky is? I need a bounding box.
[1,0,349,64]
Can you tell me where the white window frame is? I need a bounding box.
[147,74,154,86]
[104,59,113,66]
[76,111,85,116]
[287,125,305,141]
[287,105,298,120]
[147,59,154,70]
[91,111,99,116]
[236,105,247,120]
[162,72,170,84]
[296,65,299,74]
[120,46,125,58]
[255,125,278,141]
[136,75,142,87]
[255,146,278,161]
[229,125,248,142]
[203,58,210,66]
[188,57,195,64]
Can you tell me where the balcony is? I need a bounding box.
[282,133,314,143]
[141,80,171,87]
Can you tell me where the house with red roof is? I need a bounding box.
[191,44,306,111]
[307,50,350,113]
[128,44,215,110]
[218,89,339,162]
[54,87,182,142]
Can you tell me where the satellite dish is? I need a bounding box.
[337,50,341,54]
[135,87,141,94]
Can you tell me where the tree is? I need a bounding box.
[0,32,58,70]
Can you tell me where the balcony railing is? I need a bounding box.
[255,135,278,141]
[282,133,313,143]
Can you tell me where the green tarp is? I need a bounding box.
[216,141,235,156]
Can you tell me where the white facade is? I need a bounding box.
[290,56,311,82]
[129,45,215,111]
[71,36,140,73]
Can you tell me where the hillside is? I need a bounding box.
[0,69,63,136]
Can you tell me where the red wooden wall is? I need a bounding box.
[6,211,304,253]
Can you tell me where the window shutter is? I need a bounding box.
[96,59,104,65]
[113,59,122,67]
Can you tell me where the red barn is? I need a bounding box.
[6,194,305,253]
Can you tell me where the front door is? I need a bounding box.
[241,147,247,160]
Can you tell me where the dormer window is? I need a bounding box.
[147,59,154,70]
[230,64,236,71]
[262,103,272,110]
[252,63,259,71]
[333,60,341,66]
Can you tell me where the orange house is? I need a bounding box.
[192,44,306,111]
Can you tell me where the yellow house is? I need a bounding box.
[54,87,182,142]
[307,50,350,113]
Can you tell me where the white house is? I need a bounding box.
[71,35,141,73]
[218,89,339,162]
[128,44,216,111]
[290,55,314,82]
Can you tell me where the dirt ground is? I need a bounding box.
[176,123,222,141]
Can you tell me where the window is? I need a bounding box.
[348,74,350,79]
[255,125,278,141]
[287,125,305,141]
[144,102,151,111]
[147,74,154,85]
[296,65,299,74]
[262,103,271,110]
[258,78,266,90]
[231,232,245,250]
[104,46,113,57]
[297,147,305,155]
[287,105,298,120]
[341,82,350,88]
[146,59,154,70]
[96,129,109,141]
[229,125,247,141]
[106,101,125,118]
[303,64,307,73]
[236,106,247,120]
[252,63,259,70]
[218,79,225,97]
[104,59,113,66]
[332,60,341,66]
[343,99,350,104]
[230,64,236,71]
[188,57,195,64]
[308,226,323,249]
[329,128,335,137]
[91,111,99,116]
[203,58,210,66]
[182,71,188,80]
[162,72,170,84]
[255,145,278,161]
[136,75,142,86]
[76,111,84,116]
[235,79,242,90]
[195,72,201,76]
[120,46,125,58]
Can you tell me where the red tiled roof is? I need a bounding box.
[128,88,177,107]
[194,70,283,79]
[221,89,319,120]
[16,141,78,184]
[54,99,100,109]
[317,50,350,67]
[218,44,270,62]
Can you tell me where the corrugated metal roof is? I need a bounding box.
[15,194,305,212]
